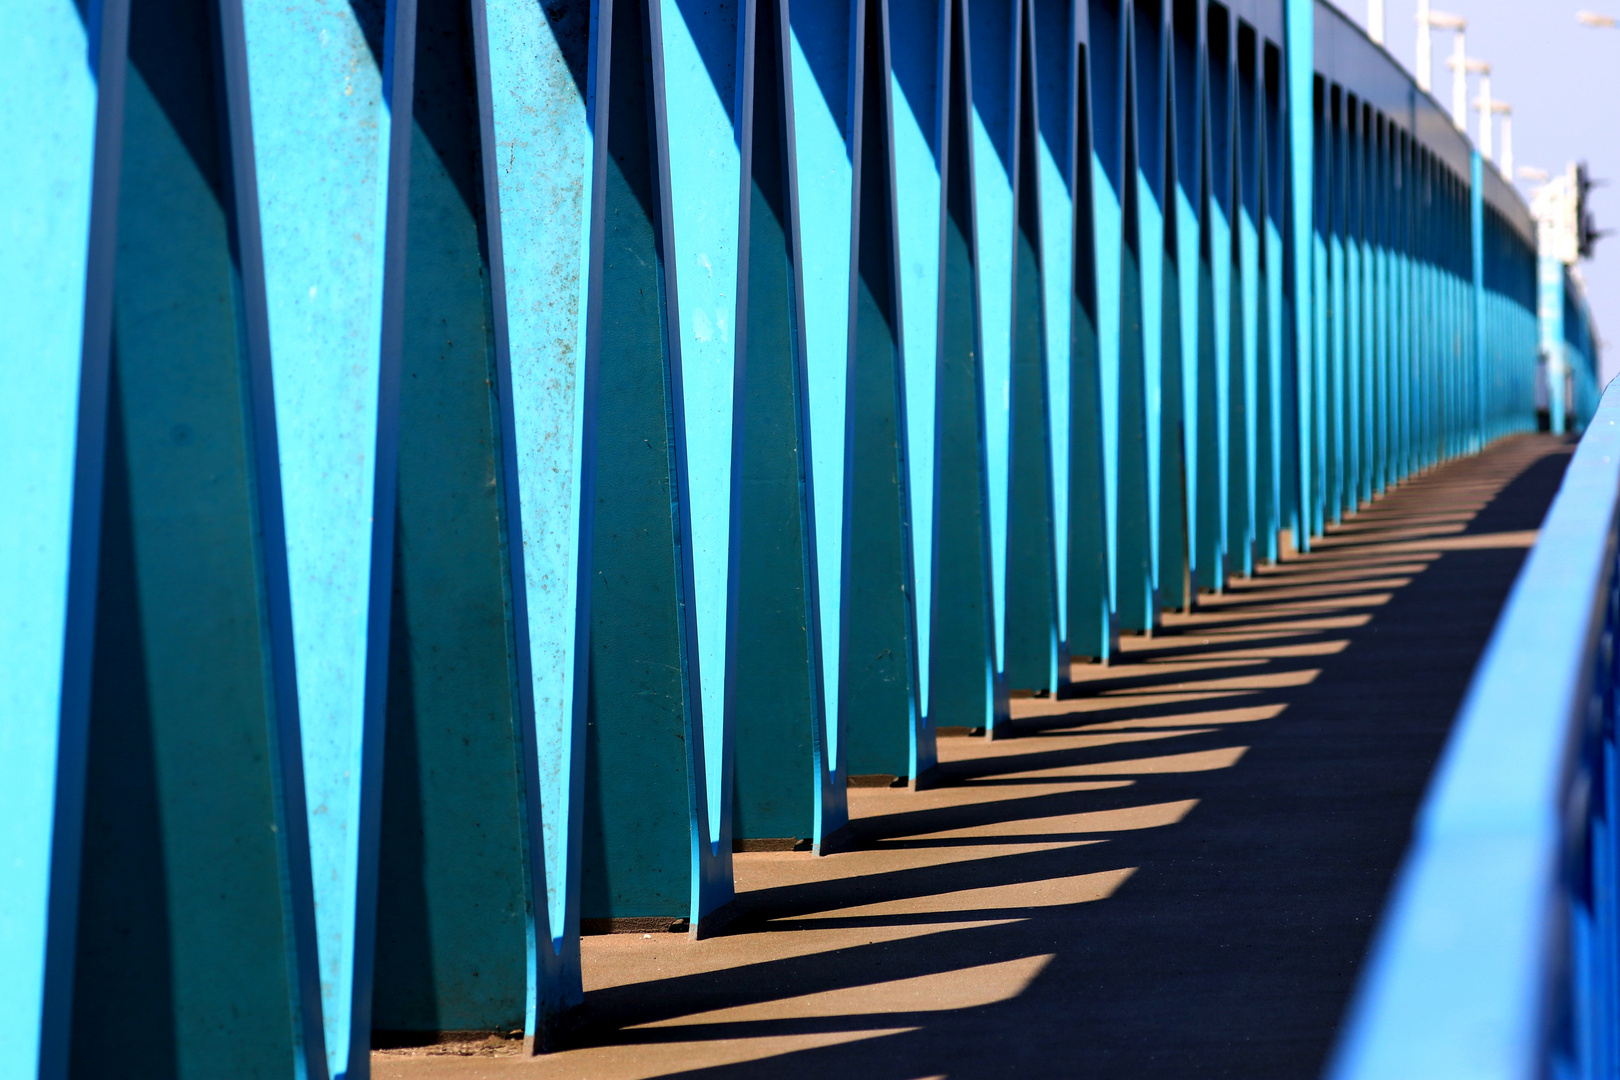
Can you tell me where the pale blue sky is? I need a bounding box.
[1328,0,1619,383]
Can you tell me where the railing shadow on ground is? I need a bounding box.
[372,434,1572,1080]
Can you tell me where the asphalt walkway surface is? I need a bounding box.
[376,434,1572,1080]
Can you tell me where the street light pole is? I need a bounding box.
[1369,0,1384,44]
[1416,3,1466,97]
[1448,53,1487,136]
[1418,0,1431,89]
[1496,104,1513,178]
[1450,32,1468,128]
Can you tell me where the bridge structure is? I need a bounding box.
[0,0,1605,1077]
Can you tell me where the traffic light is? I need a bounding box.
[1575,161,1611,258]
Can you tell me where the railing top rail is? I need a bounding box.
[1327,384,1620,1079]
[1310,0,1536,244]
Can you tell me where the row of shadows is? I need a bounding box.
[374,434,1570,1080]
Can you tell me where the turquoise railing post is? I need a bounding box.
[373,0,573,1047]
[731,0,844,852]
[841,0,930,776]
[1285,0,1312,551]
[73,0,332,1071]
[1003,0,1063,695]
[1264,38,1289,560]
[654,0,754,927]
[1169,0,1205,600]
[969,0,1022,713]
[789,0,928,779]
[467,0,600,1039]
[576,0,730,939]
[925,0,1001,733]
[1131,0,1173,617]
[1236,23,1265,573]
[1033,0,1078,692]
[1115,0,1156,627]
[786,0,861,801]
[0,3,132,1075]
[1069,0,1115,662]
[889,0,949,747]
[241,0,419,1071]
[1088,0,1131,652]
[1209,5,1241,584]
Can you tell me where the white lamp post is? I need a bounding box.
[1417,1,1467,96]
[1473,90,1508,166]
[1496,103,1514,178]
[1370,0,1385,44]
[1448,54,1488,135]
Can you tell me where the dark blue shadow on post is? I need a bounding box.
[69,0,319,1074]
[1116,23,1154,634]
[1005,2,1061,694]
[842,0,928,786]
[1066,19,1114,664]
[372,0,529,1045]
[930,0,997,731]
[581,0,710,928]
[732,0,841,851]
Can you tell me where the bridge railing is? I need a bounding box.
[1327,378,1620,1079]
[0,0,1590,1075]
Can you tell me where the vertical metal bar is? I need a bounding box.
[469,0,601,1038]
[240,0,419,1070]
[0,1,129,1075]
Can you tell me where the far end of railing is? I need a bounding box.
[1326,379,1620,1079]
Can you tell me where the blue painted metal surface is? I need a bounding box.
[1033,0,1078,690]
[1327,377,1620,1080]
[890,0,947,732]
[471,0,597,1037]
[968,0,1020,715]
[787,0,861,794]
[0,3,128,1074]
[2,0,1588,1070]
[240,0,417,1071]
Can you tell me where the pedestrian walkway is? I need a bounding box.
[374,434,1571,1080]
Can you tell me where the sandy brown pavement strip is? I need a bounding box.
[374,435,1571,1080]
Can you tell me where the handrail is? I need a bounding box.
[1327,378,1620,1078]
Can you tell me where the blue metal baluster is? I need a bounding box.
[241,0,417,1070]
[656,0,753,929]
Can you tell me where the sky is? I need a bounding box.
[1327,0,1620,384]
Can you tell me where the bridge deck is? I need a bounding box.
[376,435,1570,1080]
